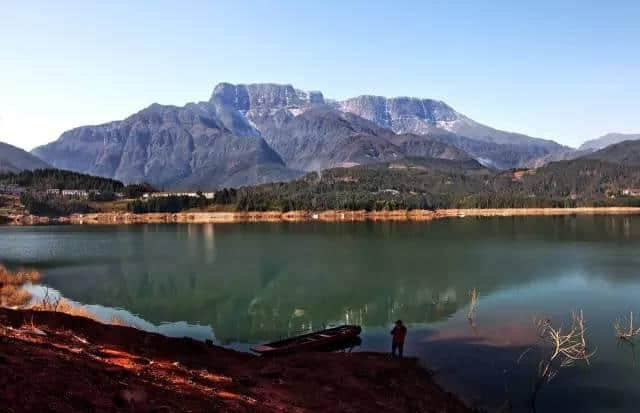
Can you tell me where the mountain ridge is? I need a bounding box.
[523,132,640,168]
[0,141,50,173]
[32,82,573,189]
[579,132,640,151]
[582,140,640,166]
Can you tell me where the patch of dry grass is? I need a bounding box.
[0,265,41,307]
[32,288,97,320]
[0,284,32,306]
[110,315,129,326]
[0,267,126,327]
[0,265,41,286]
[32,287,130,327]
[0,265,131,330]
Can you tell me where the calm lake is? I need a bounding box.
[2,216,640,412]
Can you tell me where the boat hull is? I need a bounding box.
[251,325,362,355]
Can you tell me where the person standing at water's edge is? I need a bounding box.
[390,320,407,358]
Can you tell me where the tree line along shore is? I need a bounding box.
[3,155,640,223]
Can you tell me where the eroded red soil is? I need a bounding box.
[0,308,470,412]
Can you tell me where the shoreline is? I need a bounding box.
[5,206,640,225]
[0,307,470,412]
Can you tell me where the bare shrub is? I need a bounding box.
[467,287,479,330]
[32,289,96,320]
[34,287,62,312]
[467,288,478,320]
[520,310,596,411]
[614,311,640,342]
[54,299,96,319]
[32,288,129,327]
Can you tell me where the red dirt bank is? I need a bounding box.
[0,308,469,412]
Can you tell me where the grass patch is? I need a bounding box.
[0,265,131,327]
[0,265,41,307]
[32,286,130,327]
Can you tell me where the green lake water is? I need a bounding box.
[1,216,640,412]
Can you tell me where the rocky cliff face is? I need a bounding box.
[0,141,50,173]
[211,83,325,114]
[32,82,571,188]
[335,95,567,168]
[218,93,472,171]
[336,96,457,131]
[33,102,299,189]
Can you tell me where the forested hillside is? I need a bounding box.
[5,158,640,215]
[0,169,124,192]
[582,140,640,166]
[215,158,640,211]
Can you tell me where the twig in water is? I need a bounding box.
[614,311,640,342]
[467,288,478,321]
[519,310,596,412]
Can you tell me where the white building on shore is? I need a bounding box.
[61,189,90,198]
[143,192,215,200]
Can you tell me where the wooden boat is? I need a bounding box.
[250,325,362,355]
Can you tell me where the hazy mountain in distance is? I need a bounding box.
[522,148,593,168]
[0,141,50,173]
[582,140,640,166]
[525,133,640,168]
[579,133,640,151]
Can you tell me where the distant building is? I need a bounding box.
[379,189,400,195]
[61,189,89,198]
[0,184,26,195]
[46,188,61,195]
[143,192,215,200]
[623,189,640,197]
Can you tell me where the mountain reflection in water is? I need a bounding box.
[2,216,640,412]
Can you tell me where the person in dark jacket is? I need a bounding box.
[390,320,407,358]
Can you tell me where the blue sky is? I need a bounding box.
[0,0,638,150]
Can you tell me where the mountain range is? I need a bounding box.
[30,83,574,189]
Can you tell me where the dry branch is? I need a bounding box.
[467,288,478,321]
[521,310,596,411]
[614,311,640,342]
